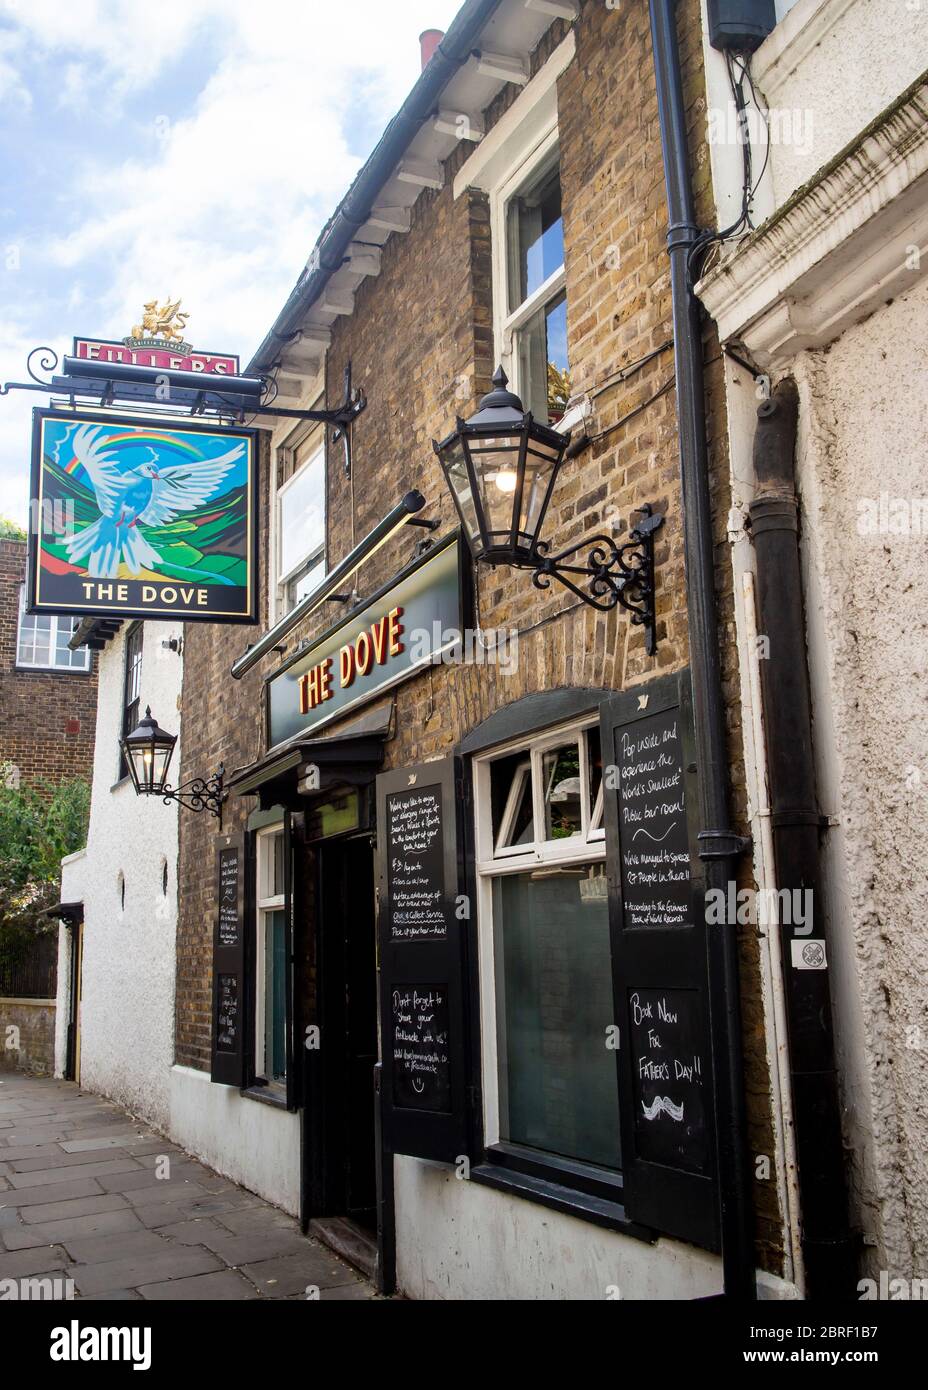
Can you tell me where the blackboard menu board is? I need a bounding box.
[629,986,708,1173]
[615,706,692,928]
[217,974,239,1054]
[390,984,451,1113]
[386,787,447,940]
[211,832,247,1088]
[218,848,241,948]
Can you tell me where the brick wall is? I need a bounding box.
[0,539,98,787]
[176,0,781,1270]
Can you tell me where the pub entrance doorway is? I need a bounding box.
[302,834,379,1251]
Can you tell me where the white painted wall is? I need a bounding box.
[394,1157,725,1300]
[788,281,928,1278]
[57,621,182,1132]
[169,1065,300,1214]
[698,0,928,1286]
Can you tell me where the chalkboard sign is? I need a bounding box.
[386,787,447,940]
[217,974,239,1054]
[218,849,241,947]
[615,707,691,929]
[377,757,471,1164]
[628,985,708,1172]
[601,671,719,1251]
[390,984,451,1112]
[211,832,248,1088]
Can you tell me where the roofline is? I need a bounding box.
[246,0,506,376]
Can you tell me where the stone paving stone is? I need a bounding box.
[59,1134,156,1153]
[2,1224,52,1251]
[151,1217,228,1246]
[20,1193,130,1225]
[81,1289,143,1300]
[2,1178,104,1209]
[7,1157,144,1189]
[0,1244,68,1278]
[138,1269,260,1300]
[67,1248,222,1297]
[213,1206,299,1235]
[242,1249,361,1297]
[25,1209,145,1244]
[61,1229,170,1264]
[318,1281,375,1301]
[10,1149,143,1172]
[201,1230,314,1266]
[124,1181,212,1208]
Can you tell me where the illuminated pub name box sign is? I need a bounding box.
[28,408,258,624]
[267,534,464,748]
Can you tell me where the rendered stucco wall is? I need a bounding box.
[393,1156,724,1300]
[169,1065,300,1215]
[58,621,182,1131]
[789,278,928,1281]
[752,0,928,205]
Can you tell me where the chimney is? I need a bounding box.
[419,29,444,70]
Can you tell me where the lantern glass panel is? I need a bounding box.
[470,434,524,547]
[441,437,481,546]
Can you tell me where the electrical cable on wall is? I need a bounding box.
[687,49,770,287]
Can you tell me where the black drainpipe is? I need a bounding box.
[748,379,857,1299]
[648,0,756,1298]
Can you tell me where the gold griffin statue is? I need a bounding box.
[131,298,190,344]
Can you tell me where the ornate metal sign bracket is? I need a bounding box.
[529,504,665,655]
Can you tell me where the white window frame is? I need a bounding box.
[473,716,607,1149]
[490,125,576,429]
[274,418,327,621]
[255,823,286,1088]
[16,585,90,672]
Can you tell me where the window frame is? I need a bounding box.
[490,125,578,431]
[15,584,91,673]
[117,623,143,781]
[274,416,327,621]
[473,716,620,1200]
[254,823,287,1092]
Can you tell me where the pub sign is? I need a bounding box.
[28,408,258,624]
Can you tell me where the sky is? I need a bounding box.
[0,0,463,525]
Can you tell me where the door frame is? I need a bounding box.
[65,912,84,1083]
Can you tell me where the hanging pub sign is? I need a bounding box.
[28,407,258,624]
[266,532,466,748]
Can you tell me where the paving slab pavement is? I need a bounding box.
[0,1074,376,1301]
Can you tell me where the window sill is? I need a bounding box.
[469,1161,655,1242]
[13,664,92,677]
[110,776,132,793]
[242,1083,288,1110]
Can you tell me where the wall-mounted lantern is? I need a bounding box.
[433,367,665,654]
[121,706,226,828]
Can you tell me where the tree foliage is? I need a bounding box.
[0,774,90,957]
[0,516,27,540]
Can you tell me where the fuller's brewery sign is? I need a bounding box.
[73,297,240,375]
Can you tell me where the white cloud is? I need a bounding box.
[0,0,464,521]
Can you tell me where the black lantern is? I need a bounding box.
[434,366,666,654]
[122,706,176,797]
[433,367,568,565]
[121,705,226,827]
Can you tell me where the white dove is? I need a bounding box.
[64,424,243,579]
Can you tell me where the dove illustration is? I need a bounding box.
[64,424,243,579]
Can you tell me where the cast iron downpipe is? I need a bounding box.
[248,0,506,376]
[748,380,857,1299]
[649,0,756,1298]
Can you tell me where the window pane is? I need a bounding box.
[265,909,287,1083]
[288,553,325,608]
[542,743,582,841]
[493,869,620,1168]
[516,291,571,425]
[507,162,564,311]
[269,830,285,899]
[586,727,603,831]
[280,448,325,580]
[491,753,534,850]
